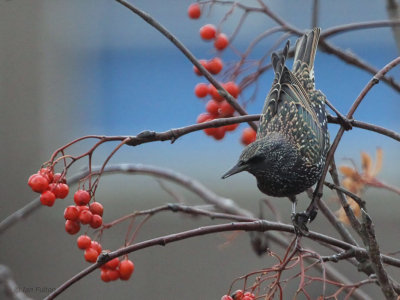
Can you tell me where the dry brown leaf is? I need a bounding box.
[336,197,361,226]
[339,166,358,178]
[342,177,363,193]
[361,151,372,176]
[336,207,350,225]
[373,147,383,176]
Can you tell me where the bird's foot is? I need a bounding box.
[291,209,318,236]
[291,212,310,236]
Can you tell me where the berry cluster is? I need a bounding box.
[101,257,135,282]
[28,168,69,206]
[64,194,104,235]
[76,234,135,282]
[188,3,257,145]
[221,290,256,300]
[28,166,137,283]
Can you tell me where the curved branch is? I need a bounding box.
[44,219,400,300]
[318,39,400,92]
[322,20,400,38]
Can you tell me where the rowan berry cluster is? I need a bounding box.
[28,167,135,283]
[76,234,135,282]
[28,167,69,206]
[221,290,256,300]
[64,192,104,234]
[188,3,257,145]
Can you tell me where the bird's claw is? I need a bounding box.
[291,212,311,236]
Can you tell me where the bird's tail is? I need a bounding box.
[292,27,321,74]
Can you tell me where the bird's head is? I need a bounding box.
[222,133,297,180]
[222,138,271,179]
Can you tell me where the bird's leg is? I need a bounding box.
[291,199,297,215]
[325,100,353,131]
[290,195,311,236]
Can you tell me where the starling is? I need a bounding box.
[222,28,330,232]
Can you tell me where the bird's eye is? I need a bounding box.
[247,154,264,164]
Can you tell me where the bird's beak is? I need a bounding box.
[221,163,247,179]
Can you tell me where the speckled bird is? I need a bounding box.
[222,28,330,216]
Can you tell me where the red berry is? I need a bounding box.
[101,269,110,282]
[65,220,80,235]
[203,125,217,136]
[208,84,224,102]
[91,241,102,254]
[188,3,201,19]
[64,205,79,221]
[194,83,209,98]
[107,269,120,281]
[49,183,69,199]
[105,257,120,269]
[84,247,99,263]
[214,33,229,50]
[89,202,104,216]
[119,259,135,280]
[206,100,220,115]
[232,290,244,300]
[224,81,241,98]
[199,24,216,40]
[28,174,49,193]
[77,205,89,213]
[243,292,255,299]
[206,57,223,74]
[74,190,91,206]
[39,168,53,183]
[196,113,213,124]
[219,100,235,117]
[79,210,93,225]
[40,191,56,206]
[77,235,92,250]
[90,214,103,229]
[221,296,233,300]
[53,173,67,184]
[241,128,257,146]
[193,59,208,76]
[212,127,226,140]
[224,122,239,132]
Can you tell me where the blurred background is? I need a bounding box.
[1,0,400,299]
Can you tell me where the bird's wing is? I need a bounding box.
[258,66,325,164]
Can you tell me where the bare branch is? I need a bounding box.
[311,0,319,28]
[360,210,397,299]
[44,220,400,299]
[322,20,400,38]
